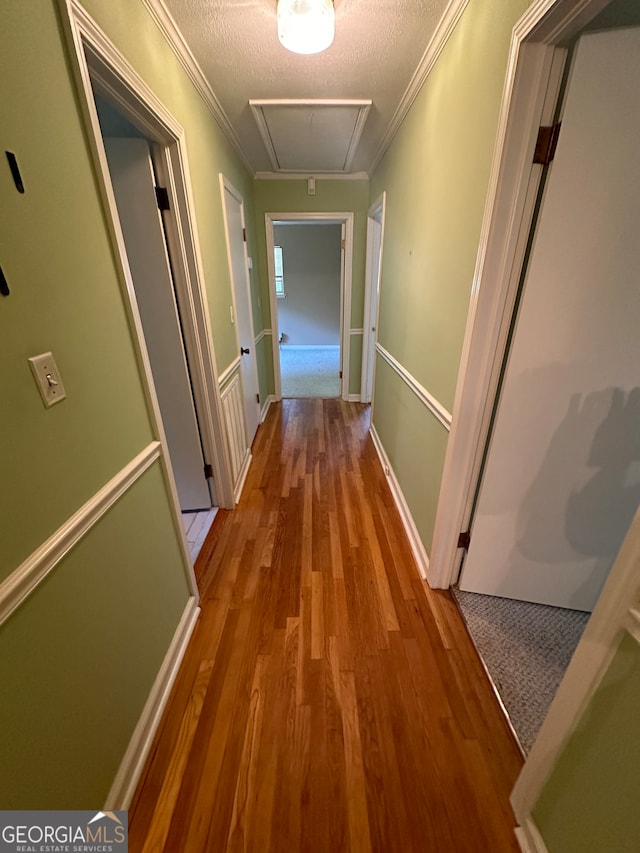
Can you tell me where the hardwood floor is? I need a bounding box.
[130,399,523,852]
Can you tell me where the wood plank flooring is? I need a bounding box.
[130,399,523,852]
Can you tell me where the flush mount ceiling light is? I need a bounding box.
[277,0,335,55]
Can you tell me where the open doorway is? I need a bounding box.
[361,193,386,405]
[274,222,342,398]
[64,10,236,578]
[265,212,354,402]
[94,95,217,561]
[428,0,640,768]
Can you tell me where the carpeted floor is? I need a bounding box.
[452,588,590,753]
[280,346,341,398]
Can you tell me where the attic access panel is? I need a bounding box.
[249,99,371,173]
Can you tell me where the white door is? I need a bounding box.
[220,178,260,446]
[105,138,212,511]
[362,195,385,404]
[459,28,640,611]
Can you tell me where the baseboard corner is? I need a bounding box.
[260,394,275,423]
[515,819,549,853]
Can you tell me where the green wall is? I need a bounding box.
[534,633,640,852]
[253,179,369,397]
[80,0,260,380]
[369,0,530,552]
[0,465,190,808]
[0,0,254,806]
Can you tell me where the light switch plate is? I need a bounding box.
[28,351,66,407]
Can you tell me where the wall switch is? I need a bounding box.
[28,352,66,407]
[230,305,235,324]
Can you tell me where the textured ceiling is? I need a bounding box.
[160,0,452,175]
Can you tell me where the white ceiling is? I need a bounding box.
[156,0,457,176]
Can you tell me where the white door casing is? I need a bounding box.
[458,27,640,611]
[105,138,212,512]
[264,211,355,403]
[361,193,386,405]
[338,222,346,398]
[220,176,260,447]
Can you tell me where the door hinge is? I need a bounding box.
[339,370,343,379]
[242,227,247,242]
[256,392,260,403]
[533,123,561,166]
[155,186,170,210]
[203,463,213,479]
[457,530,471,550]
[341,239,345,250]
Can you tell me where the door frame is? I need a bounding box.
[420,0,628,840]
[265,212,354,401]
[58,4,236,543]
[428,0,613,591]
[219,174,261,445]
[361,192,386,405]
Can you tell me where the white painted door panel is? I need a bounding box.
[363,206,383,403]
[221,182,260,446]
[459,28,640,610]
[105,138,212,511]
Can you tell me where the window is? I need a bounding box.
[274,245,285,298]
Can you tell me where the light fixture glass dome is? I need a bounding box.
[277,0,335,55]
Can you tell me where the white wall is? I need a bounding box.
[274,224,341,346]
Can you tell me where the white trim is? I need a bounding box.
[427,38,568,589]
[60,0,235,521]
[362,192,386,405]
[376,344,452,430]
[0,443,161,626]
[369,425,430,579]
[512,507,640,825]
[255,171,369,181]
[254,328,272,345]
[105,596,200,809]
[261,394,276,423]
[369,0,470,172]
[626,608,640,646]
[347,394,361,403]
[234,451,252,503]
[140,0,252,173]
[265,212,355,403]
[515,819,549,853]
[219,174,262,444]
[218,356,242,388]
[281,345,340,351]
[350,328,364,335]
[249,100,371,173]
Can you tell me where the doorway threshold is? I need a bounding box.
[182,508,218,562]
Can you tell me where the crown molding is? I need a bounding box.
[369,0,471,174]
[141,0,254,174]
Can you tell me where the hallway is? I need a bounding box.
[129,400,523,852]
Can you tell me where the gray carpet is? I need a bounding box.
[452,589,590,753]
[280,346,340,398]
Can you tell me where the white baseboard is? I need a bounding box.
[515,819,549,853]
[280,344,340,350]
[347,394,361,403]
[234,450,252,503]
[105,596,200,809]
[260,394,275,423]
[369,425,430,579]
